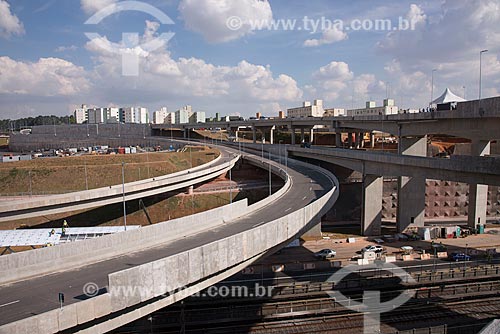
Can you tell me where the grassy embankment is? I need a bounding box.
[0,148,219,195]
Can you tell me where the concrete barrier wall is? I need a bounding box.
[0,199,248,286]
[103,162,338,325]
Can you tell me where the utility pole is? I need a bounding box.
[121,162,127,231]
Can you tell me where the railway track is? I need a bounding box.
[116,279,500,334]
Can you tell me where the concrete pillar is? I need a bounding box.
[468,140,491,228]
[183,129,187,139]
[310,128,314,144]
[370,132,375,148]
[290,126,296,145]
[300,128,305,143]
[302,222,322,238]
[348,132,353,148]
[335,132,342,148]
[252,127,257,144]
[355,133,361,149]
[362,175,383,236]
[235,130,239,142]
[397,136,427,232]
[360,133,365,148]
[186,185,194,195]
[269,127,274,145]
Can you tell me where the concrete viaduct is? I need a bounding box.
[0,145,339,333]
[155,97,497,237]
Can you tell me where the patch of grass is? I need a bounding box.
[0,148,220,195]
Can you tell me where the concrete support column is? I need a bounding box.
[235,130,239,142]
[362,175,383,236]
[290,126,296,145]
[269,127,274,145]
[302,222,322,238]
[397,136,427,232]
[252,127,257,144]
[335,132,342,148]
[468,140,491,228]
[360,132,365,148]
[183,129,187,139]
[310,128,314,144]
[370,132,375,148]
[348,132,353,148]
[300,128,305,143]
[186,185,194,195]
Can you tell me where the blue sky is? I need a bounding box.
[0,0,499,119]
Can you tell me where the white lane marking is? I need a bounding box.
[0,300,20,308]
[253,221,265,227]
[285,207,292,213]
[302,196,307,200]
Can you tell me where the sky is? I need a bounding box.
[0,0,499,119]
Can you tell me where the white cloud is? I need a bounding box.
[55,45,78,52]
[80,0,117,15]
[0,0,24,38]
[72,20,302,117]
[0,57,90,96]
[178,0,273,43]
[377,1,500,106]
[304,26,348,47]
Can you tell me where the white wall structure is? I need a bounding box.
[74,105,87,124]
[123,107,149,124]
[287,99,324,118]
[347,99,399,116]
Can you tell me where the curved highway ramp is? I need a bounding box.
[0,147,339,334]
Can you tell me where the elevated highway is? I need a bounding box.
[0,145,339,333]
[0,143,237,223]
[288,146,500,186]
[152,97,500,142]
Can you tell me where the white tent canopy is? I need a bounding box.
[432,88,467,105]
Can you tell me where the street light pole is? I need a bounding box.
[430,69,437,109]
[121,162,127,231]
[229,169,232,204]
[268,152,272,196]
[479,49,488,115]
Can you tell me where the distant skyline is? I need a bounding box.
[0,0,499,119]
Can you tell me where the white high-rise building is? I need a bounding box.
[189,111,206,124]
[122,107,149,124]
[87,107,120,124]
[74,105,87,124]
[175,105,193,124]
[153,107,169,124]
[346,99,399,116]
[164,112,175,125]
[287,100,324,118]
[87,108,106,124]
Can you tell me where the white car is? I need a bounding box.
[361,245,384,253]
[314,249,337,259]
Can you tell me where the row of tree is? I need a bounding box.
[0,115,75,133]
